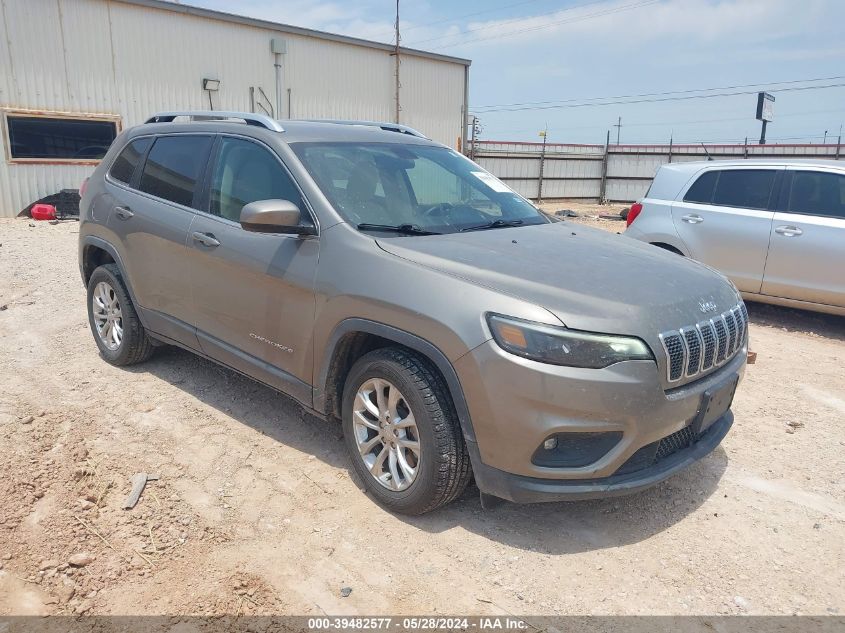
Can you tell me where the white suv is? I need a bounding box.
[625,159,845,316]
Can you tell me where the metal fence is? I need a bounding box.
[470,140,843,203]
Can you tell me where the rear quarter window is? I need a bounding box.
[683,171,718,203]
[109,137,151,185]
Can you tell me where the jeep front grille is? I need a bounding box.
[659,301,747,384]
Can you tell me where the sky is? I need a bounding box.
[191,0,845,145]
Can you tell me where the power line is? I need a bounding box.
[674,132,833,144]
[405,0,611,46]
[487,107,845,144]
[473,75,845,111]
[426,0,660,51]
[474,82,845,114]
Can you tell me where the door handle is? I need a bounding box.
[192,231,220,247]
[114,206,134,220]
[774,225,803,237]
[681,214,703,224]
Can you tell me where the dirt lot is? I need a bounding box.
[0,215,843,617]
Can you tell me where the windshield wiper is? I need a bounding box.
[460,219,525,232]
[357,223,441,236]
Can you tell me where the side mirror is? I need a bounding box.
[239,199,316,235]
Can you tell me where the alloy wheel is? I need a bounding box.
[92,281,123,351]
[352,378,421,491]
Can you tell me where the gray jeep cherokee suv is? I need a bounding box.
[79,111,747,514]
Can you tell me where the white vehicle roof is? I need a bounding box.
[646,158,845,201]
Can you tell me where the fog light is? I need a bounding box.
[532,432,623,468]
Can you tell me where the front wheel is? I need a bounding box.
[86,264,154,366]
[341,347,472,514]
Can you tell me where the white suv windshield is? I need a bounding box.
[292,142,547,234]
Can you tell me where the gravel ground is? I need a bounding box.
[0,216,843,617]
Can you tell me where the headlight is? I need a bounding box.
[487,314,654,369]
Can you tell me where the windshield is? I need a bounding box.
[291,142,548,234]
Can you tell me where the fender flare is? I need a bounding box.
[80,236,147,328]
[314,318,477,443]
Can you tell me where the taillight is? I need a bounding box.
[79,177,89,198]
[626,202,643,227]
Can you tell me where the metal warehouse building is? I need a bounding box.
[0,0,471,217]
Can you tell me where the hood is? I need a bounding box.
[376,222,740,339]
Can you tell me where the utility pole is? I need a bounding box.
[614,116,622,145]
[599,129,610,204]
[393,0,401,124]
[537,128,548,203]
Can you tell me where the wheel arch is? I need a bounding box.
[314,318,477,443]
[650,241,685,256]
[79,236,146,327]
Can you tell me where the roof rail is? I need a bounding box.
[144,111,284,132]
[304,119,427,138]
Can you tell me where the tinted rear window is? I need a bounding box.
[788,171,845,219]
[139,136,213,207]
[683,171,718,203]
[109,138,151,184]
[712,170,775,210]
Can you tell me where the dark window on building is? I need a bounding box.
[209,137,304,222]
[788,171,845,219]
[683,171,718,204]
[109,138,152,185]
[6,116,118,160]
[138,135,213,207]
[712,169,776,210]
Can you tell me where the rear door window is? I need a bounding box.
[109,137,151,185]
[712,169,776,210]
[787,170,845,219]
[138,135,213,208]
[683,171,718,203]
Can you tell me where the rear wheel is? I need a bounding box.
[86,264,154,366]
[341,347,471,515]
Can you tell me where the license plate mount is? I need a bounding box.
[692,374,739,436]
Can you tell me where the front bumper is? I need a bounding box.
[455,339,745,502]
[468,411,732,503]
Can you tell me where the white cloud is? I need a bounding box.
[415,0,828,53]
[196,0,361,32]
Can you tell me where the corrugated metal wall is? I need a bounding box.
[0,0,468,216]
[472,141,843,203]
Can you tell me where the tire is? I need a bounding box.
[341,347,472,515]
[86,263,154,366]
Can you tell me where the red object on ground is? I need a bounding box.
[30,204,57,221]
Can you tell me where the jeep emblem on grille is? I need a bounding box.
[698,300,718,314]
